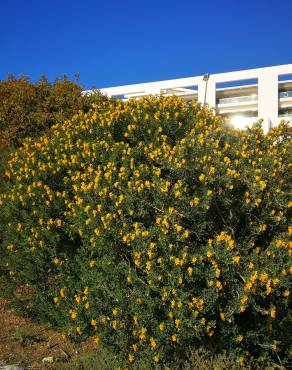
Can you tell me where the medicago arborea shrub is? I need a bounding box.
[0,96,291,367]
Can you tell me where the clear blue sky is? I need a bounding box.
[1,0,292,89]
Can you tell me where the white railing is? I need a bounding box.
[84,64,292,129]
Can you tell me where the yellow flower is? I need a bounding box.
[149,242,156,249]
[171,334,177,342]
[273,277,279,286]
[220,312,225,321]
[232,255,240,264]
[75,295,81,304]
[258,224,267,232]
[150,337,157,349]
[199,174,206,183]
[159,322,165,331]
[266,280,272,294]
[91,319,97,327]
[245,282,252,292]
[270,307,276,319]
[206,250,213,258]
[238,356,244,365]
[128,354,135,363]
[258,180,267,191]
[241,295,248,305]
[53,297,59,304]
[139,327,147,340]
[235,335,243,342]
[146,261,152,270]
[89,260,95,268]
[76,326,82,335]
[69,310,77,319]
[6,244,14,252]
[55,219,62,227]
[153,355,160,363]
[52,258,60,266]
[174,223,182,232]
[283,290,289,297]
[190,197,200,207]
[60,288,65,298]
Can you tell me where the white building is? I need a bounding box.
[86,64,292,131]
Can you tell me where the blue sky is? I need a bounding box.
[1,0,292,89]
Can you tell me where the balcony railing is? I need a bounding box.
[217,95,258,105]
[279,113,292,117]
[279,91,292,98]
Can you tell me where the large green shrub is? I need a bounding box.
[0,96,291,368]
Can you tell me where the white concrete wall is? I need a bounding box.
[258,70,279,129]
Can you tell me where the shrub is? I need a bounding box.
[0,74,105,150]
[0,96,291,368]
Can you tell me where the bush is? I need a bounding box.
[0,96,291,368]
[0,74,105,150]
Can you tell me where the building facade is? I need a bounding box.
[86,64,292,131]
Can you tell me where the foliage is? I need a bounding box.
[50,346,281,370]
[0,74,105,150]
[0,96,291,368]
